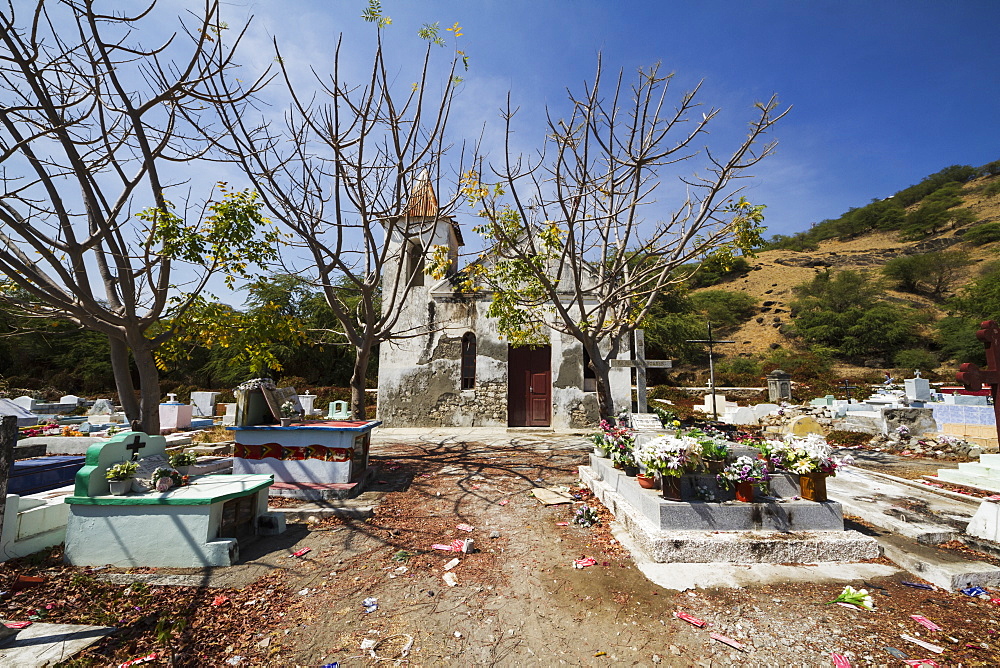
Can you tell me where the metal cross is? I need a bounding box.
[840,379,859,404]
[956,320,1000,445]
[609,330,672,413]
[125,433,146,461]
[686,321,735,420]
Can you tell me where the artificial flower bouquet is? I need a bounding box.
[634,433,703,478]
[781,434,854,475]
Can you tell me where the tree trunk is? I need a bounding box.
[0,415,17,548]
[109,337,141,423]
[350,346,371,420]
[592,359,615,421]
[131,343,162,434]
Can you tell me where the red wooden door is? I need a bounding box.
[508,345,551,427]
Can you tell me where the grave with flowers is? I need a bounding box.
[580,417,879,563]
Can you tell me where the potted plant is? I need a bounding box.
[591,423,611,458]
[782,435,853,502]
[635,470,657,489]
[717,456,769,502]
[279,400,300,427]
[635,434,700,501]
[605,424,637,474]
[105,461,139,496]
[152,467,184,492]
[697,432,730,474]
[168,451,198,476]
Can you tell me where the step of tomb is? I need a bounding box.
[956,462,1000,477]
[272,502,375,521]
[935,469,1000,493]
[269,481,360,501]
[979,453,1000,466]
[585,455,845,533]
[580,465,879,563]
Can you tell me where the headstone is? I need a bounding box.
[629,413,664,431]
[0,398,40,427]
[904,377,932,403]
[222,403,238,426]
[12,395,37,411]
[726,406,758,425]
[189,392,220,418]
[783,415,825,437]
[955,394,989,406]
[132,454,171,492]
[752,403,780,420]
[89,399,115,415]
[766,369,793,402]
[298,392,317,417]
[60,394,82,406]
[695,394,736,414]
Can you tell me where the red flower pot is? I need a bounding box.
[735,481,754,503]
[636,473,656,489]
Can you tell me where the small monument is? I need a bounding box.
[904,374,932,403]
[63,430,283,567]
[766,369,792,402]
[159,393,193,431]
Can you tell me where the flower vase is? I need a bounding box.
[623,464,639,477]
[280,417,292,427]
[799,472,828,502]
[735,481,754,503]
[593,446,610,458]
[661,475,683,501]
[636,473,656,489]
[108,479,131,496]
[707,460,726,475]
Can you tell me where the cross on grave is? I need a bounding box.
[840,379,859,404]
[125,433,146,460]
[686,321,735,420]
[956,320,1000,445]
[609,330,672,413]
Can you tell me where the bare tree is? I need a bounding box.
[463,60,788,418]
[211,15,471,419]
[0,1,272,431]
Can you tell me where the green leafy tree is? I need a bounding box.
[457,59,786,418]
[688,290,757,331]
[0,2,273,431]
[789,270,922,362]
[963,221,1000,246]
[882,250,971,297]
[212,11,468,418]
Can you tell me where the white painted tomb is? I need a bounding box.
[1,488,71,561]
[189,391,220,417]
[159,393,193,431]
[63,431,284,568]
[905,377,932,403]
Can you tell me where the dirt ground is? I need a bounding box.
[5,438,1000,666]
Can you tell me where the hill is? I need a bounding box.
[673,169,1000,385]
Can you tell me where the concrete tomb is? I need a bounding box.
[88,399,115,415]
[12,395,37,411]
[159,393,193,431]
[63,430,284,567]
[723,406,759,425]
[189,391,220,418]
[0,398,39,427]
[767,369,793,402]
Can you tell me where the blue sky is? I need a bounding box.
[235,0,1000,239]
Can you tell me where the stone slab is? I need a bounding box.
[828,467,973,544]
[269,481,359,501]
[580,465,879,563]
[16,436,106,456]
[967,499,1000,543]
[876,532,1000,592]
[96,573,220,587]
[0,622,114,667]
[272,502,376,521]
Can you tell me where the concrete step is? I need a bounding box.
[980,453,1000,466]
[272,502,374,521]
[876,531,1000,592]
[936,468,1000,493]
[828,467,976,544]
[957,462,993,476]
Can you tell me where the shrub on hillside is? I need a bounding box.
[882,250,971,297]
[893,348,939,373]
[688,290,757,331]
[963,221,1000,245]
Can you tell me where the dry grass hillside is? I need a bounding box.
[689,174,1000,376]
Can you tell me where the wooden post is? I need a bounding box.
[0,415,17,545]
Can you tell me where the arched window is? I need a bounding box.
[461,332,477,390]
